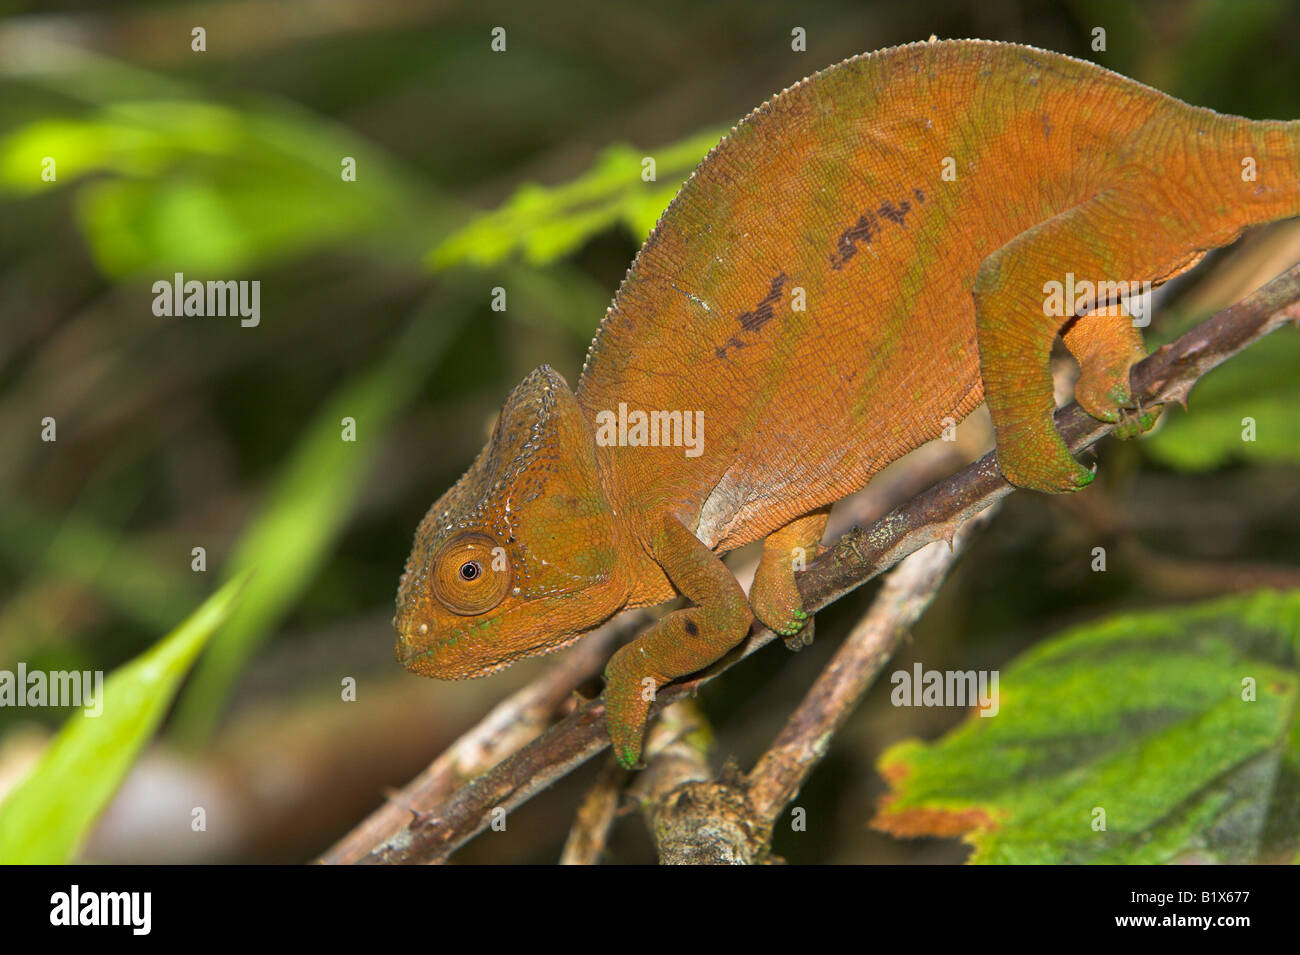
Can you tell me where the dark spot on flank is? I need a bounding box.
[737,272,788,333]
[878,199,910,225]
[683,618,699,636]
[715,335,745,360]
[830,211,879,270]
[830,188,923,270]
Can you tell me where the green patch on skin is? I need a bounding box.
[405,611,507,664]
[1087,382,1133,423]
[776,607,812,637]
[762,599,809,637]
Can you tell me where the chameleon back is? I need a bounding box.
[575,40,1216,552]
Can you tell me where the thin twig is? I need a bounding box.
[343,264,1300,865]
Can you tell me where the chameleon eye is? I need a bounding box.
[432,534,510,615]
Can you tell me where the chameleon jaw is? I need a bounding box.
[394,606,604,681]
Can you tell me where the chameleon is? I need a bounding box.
[394,39,1300,768]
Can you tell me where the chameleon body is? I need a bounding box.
[395,40,1300,767]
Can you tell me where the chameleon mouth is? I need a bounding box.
[393,607,594,682]
[394,632,419,668]
[393,614,506,680]
[392,614,437,671]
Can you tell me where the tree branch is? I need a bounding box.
[336,264,1300,865]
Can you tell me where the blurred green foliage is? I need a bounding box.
[2,99,426,277]
[430,128,727,269]
[1143,333,1300,471]
[170,306,468,743]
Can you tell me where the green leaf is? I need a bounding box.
[428,128,726,270]
[1141,330,1300,471]
[872,589,1300,863]
[0,574,248,864]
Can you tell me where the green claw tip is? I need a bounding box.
[615,748,640,770]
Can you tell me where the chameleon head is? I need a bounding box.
[394,365,630,679]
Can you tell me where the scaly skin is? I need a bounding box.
[396,40,1300,768]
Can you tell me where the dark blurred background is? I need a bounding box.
[2,0,1299,863]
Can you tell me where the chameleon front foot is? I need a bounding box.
[601,515,755,769]
[602,651,655,769]
[752,592,815,650]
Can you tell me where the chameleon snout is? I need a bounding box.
[393,612,435,672]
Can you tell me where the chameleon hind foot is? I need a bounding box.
[974,183,1190,493]
[1111,401,1162,440]
[1062,308,1149,424]
[749,507,829,651]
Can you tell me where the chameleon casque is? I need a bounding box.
[395,39,1300,768]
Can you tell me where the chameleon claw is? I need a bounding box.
[614,746,643,770]
[1111,398,1163,440]
[782,616,815,651]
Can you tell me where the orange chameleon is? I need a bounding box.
[394,40,1300,767]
